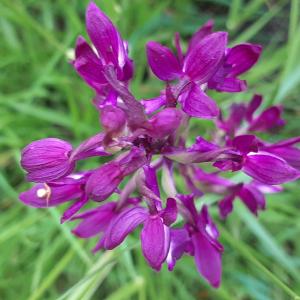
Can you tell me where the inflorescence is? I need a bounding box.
[19,2,300,288]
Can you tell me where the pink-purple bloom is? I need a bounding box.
[19,2,300,289]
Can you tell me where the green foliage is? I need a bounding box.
[1,0,300,299]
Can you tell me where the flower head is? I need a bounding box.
[18,2,300,289]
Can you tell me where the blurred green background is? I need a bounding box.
[1,0,300,299]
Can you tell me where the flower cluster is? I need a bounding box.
[19,2,300,288]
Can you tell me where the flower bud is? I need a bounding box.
[148,108,182,139]
[85,162,123,201]
[86,147,147,201]
[21,138,74,182]
[100,105,126,135]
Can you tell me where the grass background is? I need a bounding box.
[1,0,300,299]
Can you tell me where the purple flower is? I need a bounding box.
[104,198,176,270]
[147,108,183,139]
[188,166,280,218]
[146,41,181,81]
[187,20,214,54]
[248,106,284,132]
[21,138,75,182]
[141,93,168,114]
[170,195,223,288]
[19,175,84,208]
[100,105,126,136]
[147,30,227,84]
[85,2,133,81]
[218,182,265,218]
[262,137,300,170]
[71,202,118,252]
[216,94,284,137]
[208,43,262,92]
[183,32,228,82]
[70,133,109,161]
[72,36,107,92]
[179,82,220,119]
[18,2,300,289]
[243,152,299,185]
[19,172,92,223]
[73,2,133,92]
[72,202,117,238]
[212,135,300,185]
[146,31,227,119]
[86,147,147,201]
[217,103,247,136]
[85,162,123,201]
[103,167,177,270]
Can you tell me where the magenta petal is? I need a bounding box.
[100,105,126,134]
[121,57,134,81]
[166,228,190,271]
[177,194,198,222]
[198,205,222,244]
[269,137,300,148]
[71,202,116,238]
[243,153,300,184]
[181,84,219,119]
[148,108,183,138]
[61,194,89,223]
[141,94,167,114]
[246,94,263,122]
[86,2,124,67]
[146,41,182,81]
[187,20,214,54]
[19,182,82,208]
[86,162,123,201]
[141,216,170,271]
[71,133,108,161]
[218,193,235,219]
[104,206,148,249]
[192,232,222,288]
[73,36,107,91]
[189,136,219,152]
[238,185,265,215]
[118,147,147,176]
[93,89,118,110]
[213,77,247,92]
[143,166,160,197]
[161,198,177,226]
[248,106,283,132]
[92,236,106,253]
[227,43,262,77]
[266,146,300,170]
[183,32,227,83]
[232,135,258,154]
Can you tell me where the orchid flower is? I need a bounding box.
[19,2,300,288]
